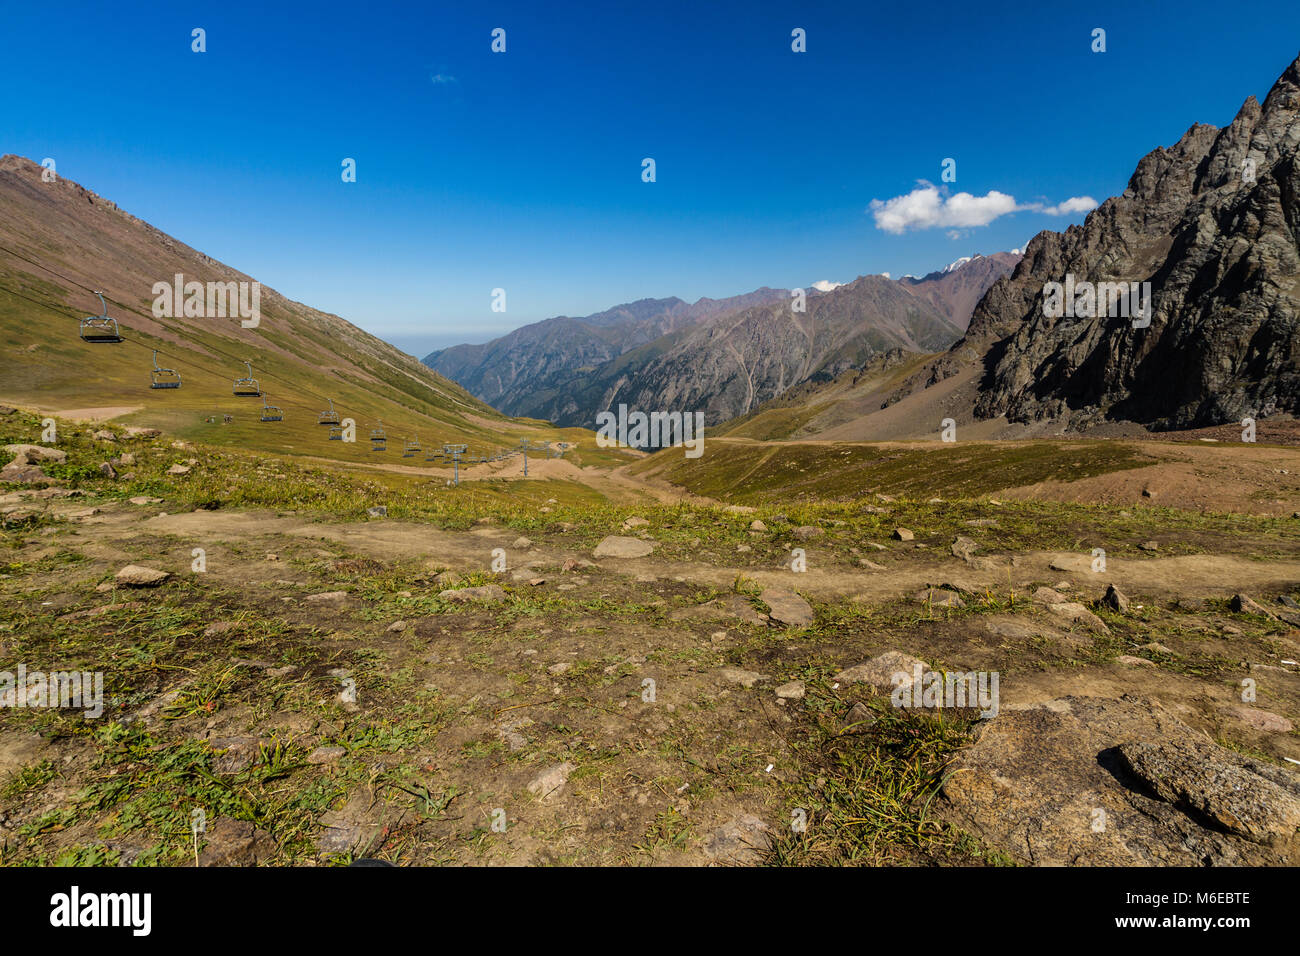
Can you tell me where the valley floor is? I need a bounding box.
[2,412,1299,866]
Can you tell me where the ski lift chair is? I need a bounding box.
[403,435,421,458]
[370,421,387,451]
[233,361,261,396]
[149,350,181,389]
[328,424,344,441]
[79,291,123,343]
[259,395,283,422]
[318,399,340,426]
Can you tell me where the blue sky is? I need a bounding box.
[5,0,1299,356]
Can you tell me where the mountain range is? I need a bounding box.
[425,253,1019,430]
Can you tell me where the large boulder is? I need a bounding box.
[940,695,1300,865]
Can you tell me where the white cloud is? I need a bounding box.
[431,73,458,85]
[811,279,843,292]
[869,184,1018,234]
[1037,196,1099,216]
[869,184,1100,233]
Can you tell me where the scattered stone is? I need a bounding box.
[749,519,767,532]
[1227,706,1294,733]
[210,736,261,773]
[3,444,66,464]
[198,818,277,866]
[92,429,116,441]
[792,525,824,541]
[858,558,886,570]
[0,461,52,484]
[318,789,404,855]
[1116,655,1156,667]
[761,587,814,627]
[203,622,235,638]
[115,564,170,587]
[834,652,929,691]
[718,667,765,688]
[118,453,135,466]
[128,496,163,505]
[622,516,650,530]
[1231,594,1277,620]
[439,584,507,603]
[1140,642,1176,655]
[305,591,349,603]
[98,461,117,479]
[1102,584,1130,613]
[366,506,387,518]
[527,762,575,802]
[124,427,161,438]
[913,588,964,609]
[1138,540,1160,552]
[703,814,771,865]
[547,662,571,675]
[511,536,533,549]
[1047,602,1110,632]
[892,527,914,541]
[593,535,654,559]
[1033,586,1067,605]
[775,680,805,700]
[307,746,347,765]
[385,620,408,633]
[951,535,980,561]
[167,464,191,475]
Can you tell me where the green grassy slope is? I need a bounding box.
[0,154,610,466]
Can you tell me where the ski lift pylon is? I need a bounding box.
[79,291,123,343]
[149,350,181,389]
[318,398,340,426]
[233,361,261,396]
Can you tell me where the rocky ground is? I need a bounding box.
[2,411,1299,866]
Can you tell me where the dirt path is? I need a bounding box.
[56,502,1300,605]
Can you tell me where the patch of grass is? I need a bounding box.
[766,689,1008,866]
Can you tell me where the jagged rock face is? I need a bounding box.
[965,53,1300,430]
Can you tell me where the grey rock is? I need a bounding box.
[593,535,654,559]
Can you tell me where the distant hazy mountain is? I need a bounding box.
[423,289,788,414]
[467,255,1017,429]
